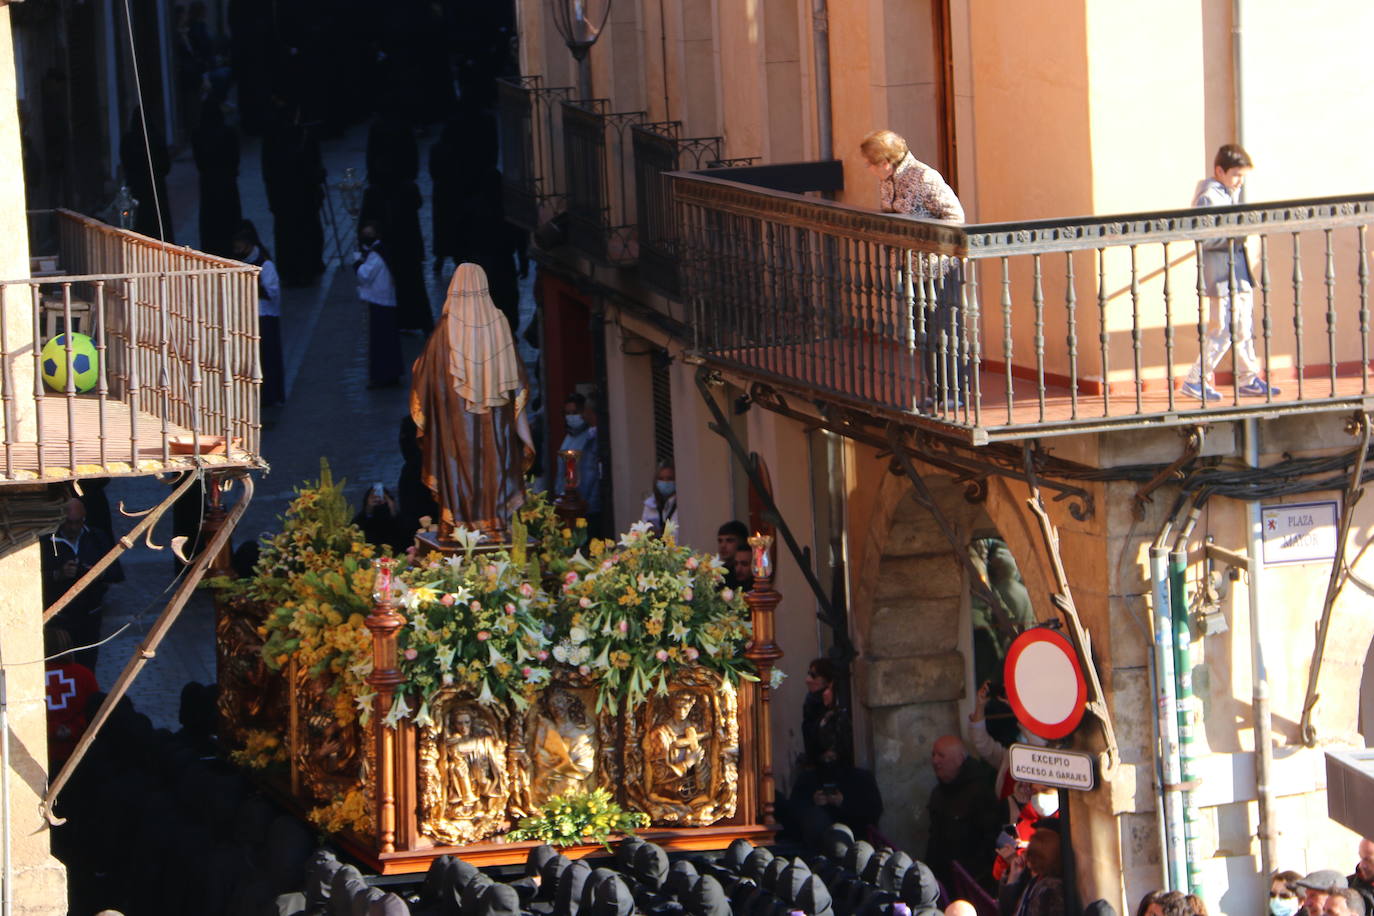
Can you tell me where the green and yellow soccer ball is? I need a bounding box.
[41,333,100,393]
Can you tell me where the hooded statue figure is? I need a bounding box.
[410,262,534,542]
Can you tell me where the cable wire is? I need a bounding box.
[121,0,167,242]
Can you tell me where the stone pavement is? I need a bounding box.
[90,122,542,729]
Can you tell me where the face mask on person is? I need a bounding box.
[1028,791,1058,818]
[1270,898,1300,916]
[565,414,586,433]
[655,480,676,497]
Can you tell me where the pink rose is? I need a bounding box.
[537,650,549,661]
[686,647,700,660]
[579,597,592,609]
[504,603,516,615]
[470,600,482,612]
[618,620,629,634]
[564,571,579,585]
[486,564,499,577]
[519,582,535,598]
[477,630,490,641]
[685,557,699,570]
[404,648,418,660]
[681,588,694,601]
[721,589,735,602]
[655,649,669,662]
[522,667,533,678]
[440,594,456,606]
[578,665,591,676]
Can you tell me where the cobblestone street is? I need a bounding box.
[90,123,540,728]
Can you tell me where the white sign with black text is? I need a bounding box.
[1007,744,1096,791]
[1261,500,1339,566]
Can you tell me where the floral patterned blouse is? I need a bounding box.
[879,152,965,222]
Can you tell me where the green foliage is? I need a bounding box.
[507,788,649,848]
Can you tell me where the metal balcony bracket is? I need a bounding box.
[40,470,254,824]
[1021,442,1120,776]
[42,470,200,624]
[1300,410,1372,746]
[1132,426,1207,521]
[885,425,1023,642]
[694,368,853,657]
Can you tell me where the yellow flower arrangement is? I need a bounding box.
[229,729,288,769]
[507,788,648,849]
[307,788,373,836]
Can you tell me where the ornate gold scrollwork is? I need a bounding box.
[417,691,513,846]
[623,668,738,827]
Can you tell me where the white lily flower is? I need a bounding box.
[488,644,506,666]
[435,645,457,670]
[669,620,690,642]
[412,700,436,729]
[477,678,495,705]
[383,694,412,728]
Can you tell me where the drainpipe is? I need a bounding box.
[1244,419,1277,881]
[810,0,834,162]
[1151,496,1188,892]
[1170,498,1207,895]
[1,666,11,916]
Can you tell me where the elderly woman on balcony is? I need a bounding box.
[861,129,967,411]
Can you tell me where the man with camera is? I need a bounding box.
[42,497,124,670]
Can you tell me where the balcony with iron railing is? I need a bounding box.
[497,76,575,232]
[0,210,265,482]
[670,170,1374,444]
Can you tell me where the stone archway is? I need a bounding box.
[850,464,1062,857]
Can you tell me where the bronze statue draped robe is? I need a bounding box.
[409,263,534,541]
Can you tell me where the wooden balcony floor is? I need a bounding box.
[708,337,1374,442]
[0,397,259,482]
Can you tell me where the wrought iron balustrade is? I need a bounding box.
[632,122,724,298]
[671,171,1374,444]
[497,76,574,231]
[0,210,265,482]
[562,99,647,264]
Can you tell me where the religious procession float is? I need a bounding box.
[211,264,783,873]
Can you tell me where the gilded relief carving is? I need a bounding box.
[293,663,365,804]
[215,597,286,747]
[624,668,738,826]
[511,678,619,818]
[418,692,512,845]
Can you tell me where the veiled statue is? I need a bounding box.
[624,669,739,826]
[409,262,534,542]
[417,692,512,845]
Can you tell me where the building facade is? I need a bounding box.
[504,1,1374,912]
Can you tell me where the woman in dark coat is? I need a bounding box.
[191,95,242,258]
[261,100,326,286]
[120,108,174,242]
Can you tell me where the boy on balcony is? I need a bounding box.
[1181,144,1280,401]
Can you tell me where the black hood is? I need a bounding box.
[593,874,636,916]
[843,841,875,878]
[687,875,732,916]
[899,863,940,910]
[480,883,524,916]
[539,854,573,899]
[822,824,855,860]
[722,839,755,873]
[635,842,671,888]
[554,860,593,916]
[527,844,559,878]
[879,851,913,892]
[796,875,835,916]
[743,848,775,882]
[666,860,700,899]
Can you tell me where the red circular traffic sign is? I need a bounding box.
[1003,627,1087,740]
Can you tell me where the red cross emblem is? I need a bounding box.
[46,669,77,711]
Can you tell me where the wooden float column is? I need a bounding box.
[366,557,406,853]
[744,533,783,826]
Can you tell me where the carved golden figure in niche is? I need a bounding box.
[624,669,739,826]
[535,692,595,794]
[509,677,620,819]
[418,693,512,846]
